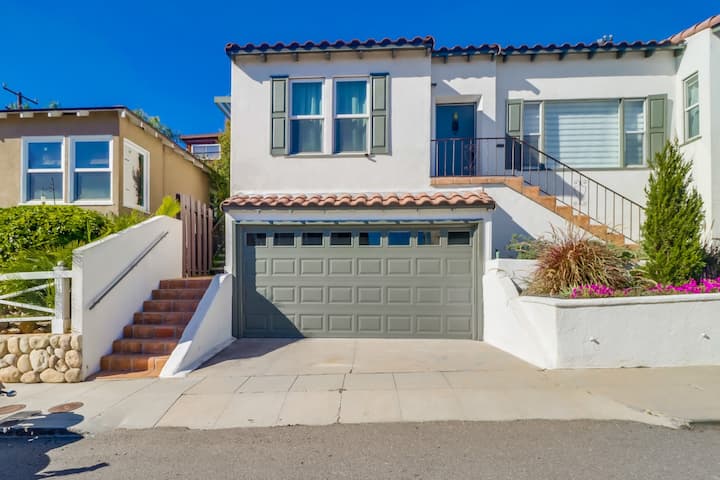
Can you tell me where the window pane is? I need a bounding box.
[291,119,323,153]
[28,142,62,169]
[75,172,110,200]
[27,173,63,201]
[358,232,381,246]
[448,231,471,245]
[623,101,644,131]
[335,118,367,152]
[246,233,266,246]
[388,231,410,246]
[687,107,700,139]
[417,231,440,246]
[624,133,644,166]
[336,81,367,115]
[523,103,540,135]
[273,232,294,246]
[686,78,699,107]
[292,82,322,116]
[330,232,352,246]
[75,141,109,168]
[302,232,323,246]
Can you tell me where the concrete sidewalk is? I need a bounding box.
[2,339,719,434]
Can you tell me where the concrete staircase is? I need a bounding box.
[96,278,211,379]
[432,176,628,246]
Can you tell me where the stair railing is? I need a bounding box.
[430,137,646,243]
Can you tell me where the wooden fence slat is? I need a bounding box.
[176,193,214,277]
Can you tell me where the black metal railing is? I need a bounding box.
[430,137,645,243]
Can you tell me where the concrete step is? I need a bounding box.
[123,324,185,339]
[99,353,169,373]
[143,299,200,313]
[151,288,206,300]
[112,338,179,355]
[133,311,193,325]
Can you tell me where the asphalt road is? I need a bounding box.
[2,421,720,479]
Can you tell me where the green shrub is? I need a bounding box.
[641,140,706,284]
[506,234,549,260]
[155,195,181,218]
[0,206,107,266]
[525,228,634,296]
[103,210,147,235]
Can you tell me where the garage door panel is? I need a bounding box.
[358,315,382,332]
[416,287,442,304]
[417,258,442,275]
[387,258,412,275]
[329,259,353,275]
[358,258,382,275]
[329,314,353,332]
[300,258,324,275]
[387,287,412,304]
[417,315,443,333]
[447,287,472,304]
[447,259,471,275]
[328,287,353,303]
[358,287,383,304]
[387,315,412,333]
[271,258,296,275]
[255,259,268,275]
[271,286,295,303]
[298,314,324,331]
[299,286,324,303]
[448,315,472,333]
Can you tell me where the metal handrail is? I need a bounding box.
[87,231,168,310]
[430,136,646,243]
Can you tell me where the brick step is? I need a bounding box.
[123,324,185,339]
[151,288,206,300]
[143,299,200,312]
[112,338,179,355]
[159,278,212,290]
[133,311,193,325]
[100,353,169,373]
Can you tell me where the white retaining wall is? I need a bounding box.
[72,216,182,377]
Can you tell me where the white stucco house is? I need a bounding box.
[221,15,720,340]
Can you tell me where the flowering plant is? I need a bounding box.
[569,278,720,298]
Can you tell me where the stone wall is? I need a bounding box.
[0,334,83,383]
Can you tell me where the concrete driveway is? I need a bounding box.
[3,339,720,434]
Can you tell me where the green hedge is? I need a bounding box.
[0,206,108,265]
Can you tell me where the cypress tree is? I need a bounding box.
[641,140,706,284]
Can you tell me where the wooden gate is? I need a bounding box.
[177,194,213,277]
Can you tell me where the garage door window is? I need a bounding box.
[273,233,295,246]
[358,231,381,246]
[246,233,267,246]
[447,231,471,245]
[302,232,323,246]
[388,231,411,246]
[417,231,441,246]
[330,232,352,246]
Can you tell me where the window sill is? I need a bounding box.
[18,201,68,206]
[681,135,702,147]
[283,152,384,159]
[71,200,114,206]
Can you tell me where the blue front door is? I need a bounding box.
[434,104,476,176]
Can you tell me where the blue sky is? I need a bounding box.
[1,1,715,137]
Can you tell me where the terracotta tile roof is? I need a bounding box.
[667,14,720,44]
[226,36,435,56]
[222,191,494,210]
[433,39,676,57]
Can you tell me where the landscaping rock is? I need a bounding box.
[29,336,49,350]
[0,359,7,369]
[18,336,30,353]
[0,339,6,357]
[16,354,31,373]
[65,350,82,369]
[55,359,69,373]
[20,371,40,384]
[64,368,82,383]
[46,346,54,355]
[30,349,49,372]
[0,366,21,383]
[49,335,60,348]
[7,337,19,355]
[2,353,17,366]
[70,335,82,351]
[59,334,71,351]
[54,348,65,359]
[48,355,57,369]
[39,368,65,383]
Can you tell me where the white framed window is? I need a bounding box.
[289,79,324,153]
[684,73,700,141]
[123,139,149,212]
[21,136,64,203]
[622,99,645,166]
[522,102,541,168]
[334,79,369,153]
[69,136,112,203]
[191,143,221,160]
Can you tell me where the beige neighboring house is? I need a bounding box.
[0,106,210,215]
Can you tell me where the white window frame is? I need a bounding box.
[289,78,325,154]
[190,143,221,159]
[333,77,370,153]
[621,98,646,167]
[69,135,113,205]
[20,136,65,204]
[122,139,150,212]
[684,73,700,142]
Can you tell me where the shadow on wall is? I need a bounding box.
[492,205,534,259]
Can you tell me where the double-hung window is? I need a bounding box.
[334,79,368,153]
[684,73,700,141]
[623,100,645,166]
[70,136,112,202]
[290,80,323,153]
[24,137,64,202]
[522,102,541,168]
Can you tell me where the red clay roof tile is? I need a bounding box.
[667,14,720,44]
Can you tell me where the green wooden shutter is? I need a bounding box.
[370,74,389,154]
[271,77,288,155]
[506,99,523,138]
[647,94,667,163]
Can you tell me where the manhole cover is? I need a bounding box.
[48,402,83,413]
[0,404,25,415]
